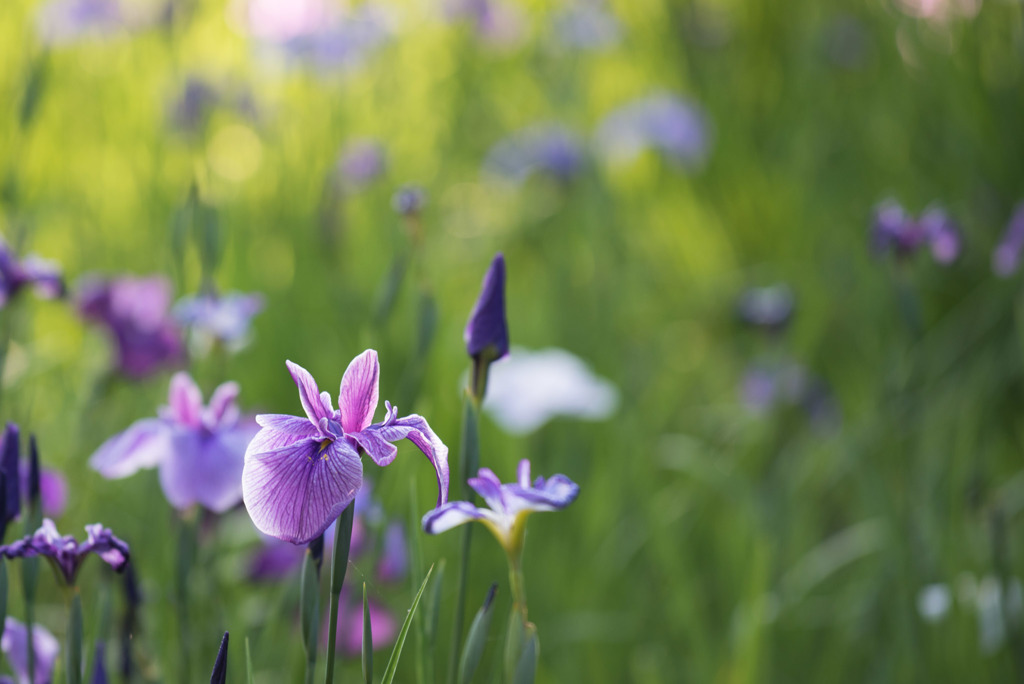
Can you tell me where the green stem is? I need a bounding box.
[447,393,480,684]
[508,559,527,624]
[323,502,355,684]
[66,591,83,684]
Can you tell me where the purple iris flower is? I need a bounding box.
[337,140,387,188]
[264,3,394,72]
[0,240,64,309]
[242,351,449,545]
[325,587,398,656]
[422,460,579,554]
[736,285,795,331]
[443,0,526,49]
[485,126,584,184]
[391,186,426,217]
[90,372,257,513]
[0,617,60,684]
[552,2,621,51]
[18,465,67,520]
[993,203,1024,277]
[464,254,508,362]
[870,200,961,264]
[0,519,129,586]
[76,275,185,379]
[596,93,711,168]
[173,291,265,353]
[36,0,123,45]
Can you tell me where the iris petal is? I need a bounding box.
[90,419,173,479]
[339,349,380,434]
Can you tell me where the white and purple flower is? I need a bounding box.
[241,351,449,545]
[173,291,265,354]
[0,519,129,586]
[422,460,578,554]
[89,372,257,513]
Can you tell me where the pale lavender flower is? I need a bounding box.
[76,275,185,378]
[552,2,620,50]
[920,207,962,264]
[337,140,387,188]
[736,285,795,331]
[993,203,1024,277]
[423,460,578,553]
[391,186,426,216]
[90,372,257,513]
[0,617,59,684]
[242,351,449,544]
[597,93,711,168]
[36,0,123,45]
[443,0,526,49]
[0,239,64,309]
[0,519,129,585]
[485,126,584,183]
[173,291,265,354]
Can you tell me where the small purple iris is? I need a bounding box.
[993,203,1024,277]
[242,350,449,545]
[90,372,257,513]
[0,519,129,586]
[76,275,186,379]
[0,617,60,684]
[0,239,64,309]
[870,200,961,264]
[422,460,578,554]
[337,139,387,188]
[173,291,265,353]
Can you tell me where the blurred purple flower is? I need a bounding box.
[552,2,621,50]
[485,126,584,183]
[324,586,398,656]
[423,460,579,554]
[76,275,186,378]
[0,519,129,585]
[391,186,426,217]
[168,78,219,134]
[242,351,449,544]
[337,140,387,188]
[993,203,1024,277]
[18,465,68,520]
[597,93,711,168]
[740,362,837,427]
[173,291,264,354]
[375,523,407,584]
[0,239,64,309]
[736,284,795,331]
[870,200,961,264]
[90,372,256,513]
[0,617,59,684]
[443,0,526,49]
[35,0,160,46]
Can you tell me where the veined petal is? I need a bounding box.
[249,415,320,454]
[505,474,579,513]
[467,468,505,512]
[422,501,499,535]
[242,438,363,544]
[358,413,449,506]
[339,349,379,434]
[167,372,204,428]
[159,431,245,513]
[90,419,173,479]
[207,381,241,425]
[516,459,531,487]
[286,360,330,425]
[349,429,397,467]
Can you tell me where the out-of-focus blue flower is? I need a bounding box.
[485,126,584,183]
[736,285,795,331]
[337,139,387,188]
[0,617,60,684]
[423,460,579,555]
[76,275,186,379]
[242,352,449,544]
[993,203,1024,277]
[483,347,619,434]
[168,77,219,134]
[552,2,621,51]
[173,291,265,355]
[391,186,426,216]
[90,372,257,513]
[870,200,961,264]
[596,93,711,168]
[0,519,129,586]
[443,0,526,49]
[35,0,159,46]
[740,361,837,427]
[0,239,64,309]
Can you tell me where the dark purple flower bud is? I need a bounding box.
[464,254,508,400]
[90,640,109,684]
[76,275,186,379]
[0,519,130,586]
[391,186,426,217]
[920,207,961,264]
[993,203,1024,278]
[736,285,795,331]
[26,434,40,516]
[210,632,228,684]
[337,139,386,188]
[0,424,21,536]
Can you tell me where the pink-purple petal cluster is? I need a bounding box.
[870,200,961,264]
[242,351,449,545]
[0,519,129,586]
[90,372,257,513]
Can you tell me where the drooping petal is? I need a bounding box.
[1,617,60,684]
[89,419,173,479]
[250,414,320,454]
[421,501,490,535]
[158,431,245,513]
[339,349,380,434]
[81,523,131,573]
[354,414,449,506]
[286,360,330,425]
[242,438,363,544]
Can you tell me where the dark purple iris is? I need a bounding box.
[0,238,64,309]
[870,200,961,264]
[0,519,129,586]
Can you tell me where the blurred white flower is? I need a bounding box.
[916,583,952,623]
[483,347,618,434]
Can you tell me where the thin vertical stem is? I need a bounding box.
[323,502,355,684]
[447,394,480,684]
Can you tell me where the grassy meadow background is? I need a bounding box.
[2,0,1024,681]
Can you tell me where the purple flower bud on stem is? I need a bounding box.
[464,254,508,401]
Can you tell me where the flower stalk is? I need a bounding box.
[323,502,355,684]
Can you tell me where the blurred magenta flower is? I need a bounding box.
[993,203,1024,277]
[0,519,129,585]
[325,587,399,656]
[0,617,59,684]
[736,285,795,331]
[870,200,961,264]
[0,239,64,309]
[173,291,265,354]
[483,347,619,434]
[19,464,68,521]
[423,460,579,555]
[552,2,621,51]
[485,126,584,184]
[337,140,387,188]
[597,93,711,168]
[76,275,185,378]
[242,351,449,544]
[90,372,257,513]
